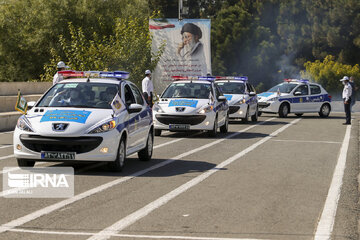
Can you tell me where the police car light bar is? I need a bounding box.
[284,78,309,83]
[215,76,248,81]
[171,76,248,81]
[58,70,130,80]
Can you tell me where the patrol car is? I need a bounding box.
[215,76,258,123]
[153,76,229,137]
[13,71,153,171]
[257,79,331,118]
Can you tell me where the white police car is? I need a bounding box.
[153,76,229,137]
[13,71,153,171]
[258,79,331,118]
[215,76,258,123]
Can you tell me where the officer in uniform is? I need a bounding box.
[340,76,352,125]
[142,70,154,107]
[53,61,68,85]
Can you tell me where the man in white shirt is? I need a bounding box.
[142,70,154,107]
[53,61,68,85]
[340,76,352,125]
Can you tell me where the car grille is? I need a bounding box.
[155,114,206,125]
[20,134,103,154]
[229,106,240,114]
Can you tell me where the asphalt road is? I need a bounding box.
[0,113,359,240]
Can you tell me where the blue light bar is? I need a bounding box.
[215,76,248,81]
[99,71,130,79]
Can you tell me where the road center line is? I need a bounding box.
[87,118,301,240]
[0,145,12,149]
[0,118,275,234]
[314,124,351,240]
[8,228,268,240]
[0,154,14,161]
[271,139,341,144]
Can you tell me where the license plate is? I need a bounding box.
[169,124,190,130]
[41,151,76,160]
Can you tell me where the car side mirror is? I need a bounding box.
[27,101,36,110]
[128,103,143,113]
[249,91,256,97]
[294,91,302,96]
[218,96,227,102]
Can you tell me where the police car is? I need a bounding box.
[153,76,229,137]
[257,79,331,118]
[215,76,258,123]
[13,71,153,171]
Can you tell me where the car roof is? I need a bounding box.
[58,78,123,85]
[170,80,212,84]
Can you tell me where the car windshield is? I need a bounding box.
[37,82,119,109]
[162,82,212,99]
[267,83,298,93]
[215,82,245,94]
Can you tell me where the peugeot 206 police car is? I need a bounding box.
[257,79,331,118]
[153,76,229,137]
[13,70,153,171]
[215,76,258,123]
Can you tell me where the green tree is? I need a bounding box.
[303,55,360,93]
[41,15,164,87]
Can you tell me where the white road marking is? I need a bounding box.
[0,137,195,197]
[0,154,14,160]
[0,145,12,149]
[87,118,300,240]
[314,125,351,240]
[0,162,47,175]
[8,228,267,240]
[0,118,276,234]
[271,139,341,144]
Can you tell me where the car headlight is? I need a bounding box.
[235,98,246,105]
[153,104,164,113]
[17,116,33,132]
[88,120,116,134]
[198,105,214,114]
[268,97,279,102]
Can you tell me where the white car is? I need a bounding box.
[153,76,229,137]
[215,76,258,123]
[14,71,154,171]
[257,79,332,118]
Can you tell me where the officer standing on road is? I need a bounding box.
[53,61,68,85]
[142,70,154,107]
[340,76,352,125]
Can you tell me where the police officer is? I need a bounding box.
[53,61,68,85]
[340,76,352,125]
[142,70,154,107]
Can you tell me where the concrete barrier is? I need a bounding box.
[0,82,51,96]
[0,94,42,112]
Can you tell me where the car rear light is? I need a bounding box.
[328,95,332,99]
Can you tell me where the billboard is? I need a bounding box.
[149,19,211,92]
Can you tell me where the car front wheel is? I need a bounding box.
[109,138,126,172]
[251,107,258,122]
[208,115,218,137]
[220,114,229,133]
[154,129,162,136]
[138,130,153,161]
[279,103,289,118]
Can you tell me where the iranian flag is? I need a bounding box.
[149,19,175,29]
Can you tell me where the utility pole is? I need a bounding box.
[178,0,183,21]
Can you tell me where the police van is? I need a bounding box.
[257,79,331,118]
[13,70,153,171]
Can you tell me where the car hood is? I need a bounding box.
[157,98,211,114]
[24,108,114,136]
[257,92,290,102]
[223,94,247,105]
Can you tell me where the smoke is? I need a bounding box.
[274,54,302,82]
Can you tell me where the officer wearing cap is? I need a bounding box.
[340,76,352,125]
[53,61,68,85]
[177,23,203,58]
[142,70,154,107]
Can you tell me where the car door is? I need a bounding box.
[246,83,257,114]
[129,83,151,148]
[292,84,310,112]
[309,84,323,111]
[122,84,138,150]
